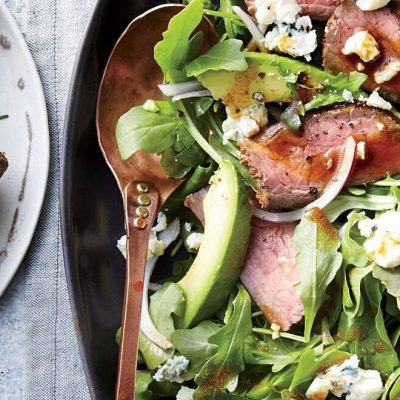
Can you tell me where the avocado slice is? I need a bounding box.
[197,52,333,110]
[177,160,251,328]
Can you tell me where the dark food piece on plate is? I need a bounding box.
[244,0,338,20]
[240,104,400,210]
[0,152,8,178]
[324,0,400,101]
[185,190,303,331]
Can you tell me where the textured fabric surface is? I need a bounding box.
[0,0,97,398]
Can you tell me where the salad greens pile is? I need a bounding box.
[113,0,400,399]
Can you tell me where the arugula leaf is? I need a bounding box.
[194,285,252,398]
[149,282,185,339]
[161,148,192,178]
[341,213,369,268]
[244,335,321,373]
[136,370,154,400]
[343,265,374,319]
[324,194,397,222]
[186,39,247,77]
[381,368,400,400]
[170,320,221,371]
[373,264,400,299]
[390,374,400,400]
[305,72,367,112]
[338,275,399,375]
[294,208,343,341]
[154,0,203,77]
[163,161,216,216]
[246,366,297,400]
[219,0,246,39]
[288,345,350,393]
[139,283,184,369]
[194,97,214,117]
[116,101,181,160]
[209,133,256,190]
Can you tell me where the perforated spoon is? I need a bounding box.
[96,5,216,399]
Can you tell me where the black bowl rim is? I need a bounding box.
[60,0,106,398]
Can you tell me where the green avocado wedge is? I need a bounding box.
[197,52,365,111]
[177,160,252,328]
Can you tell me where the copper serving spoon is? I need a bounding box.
[96,5,217,400]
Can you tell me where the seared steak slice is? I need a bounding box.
[240,104,400,210]
[244,0,338,20]
[324,0,400,101]
[241,218,303,331]
[185,190,303,331]
[0,152,8,178]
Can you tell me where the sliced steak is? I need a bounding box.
[185,190,303,331]
[240,104,400,210]
[241,218,303,331]
[324,0,400,101]
[0,152,8,178]
[244,0,338,20]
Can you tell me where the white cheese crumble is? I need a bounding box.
[116,212,171,260]
[222,104,268,143]
[356,0,390,11]
[306,356,383,400]
[271,322,281,340]
[342,31,380,63]
[143,99,160,113]
[374,61,400,84]
[356,141,366,160]
[184,222,192,232]
[343,89,354,103]
[366,90,392,110]
[176,386,195,400]
[186,232,204,251]
[361,210,400,269]
[153,356,190,383]
[264,18,317,60]
[254,0,300,26]
[377,122,385,131]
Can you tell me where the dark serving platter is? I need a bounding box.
[61,0,164,398]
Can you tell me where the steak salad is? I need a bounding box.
[115,0,400,398]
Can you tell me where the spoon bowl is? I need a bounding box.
[96,5,217,399]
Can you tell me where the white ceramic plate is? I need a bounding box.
[0,2,49,296]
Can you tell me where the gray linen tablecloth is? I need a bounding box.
[0,0,97,398]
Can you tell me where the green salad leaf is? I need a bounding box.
[373,265,400,299]
[186,39,247,77]
[294,208,343,341]
[341,213,369,268]
[154,0,203,77]
[288,344,350,394]
[305,72,367,112]
[338,275,399,375]
[149,283,185,339]
[139,283,185,369]
[219,0,246,39]
[136,370,154,400]
[194,285,252,398]
[171,320,221,371]
[324,194,397,222]
[116,101,181,160]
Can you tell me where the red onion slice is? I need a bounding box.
[232,6,265,51]
[252,137,356,223]
[158,81,204,97]
[172,90,212,102]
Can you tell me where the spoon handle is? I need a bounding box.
[116,181,159,400]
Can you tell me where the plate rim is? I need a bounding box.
[60,0,108,398]
[0,2,50,296]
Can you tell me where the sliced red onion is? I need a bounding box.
[252,137,356,223]
[232,6,265,51]
[158,81,205,97]
[172,90,212,102]
[140,218,180,349]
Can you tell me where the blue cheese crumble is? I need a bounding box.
[306,356,383,400]
[153,356,190,383]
